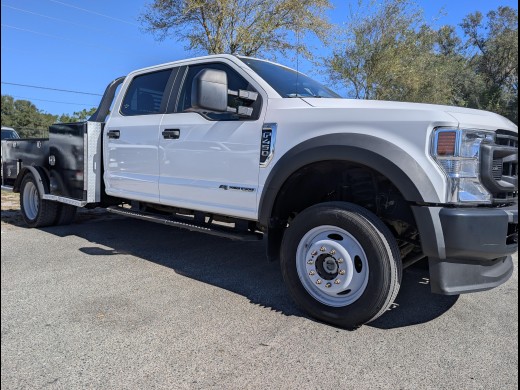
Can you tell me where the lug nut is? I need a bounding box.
[307,260,314,265]
[309,270,316,276]
[330,249,336,255]
[320,246,326,252]
[325,283,332,288]
[339,270,346,275]
[311,250,317,256]
[316,279,322,285]
[337,258,344,264]
[334,279,341,284]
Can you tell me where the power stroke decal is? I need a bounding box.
[219,185,255,192]
[260,123,277,167]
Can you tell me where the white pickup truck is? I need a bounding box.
[1,55,518,328]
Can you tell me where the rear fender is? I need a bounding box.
[14,166,50,197]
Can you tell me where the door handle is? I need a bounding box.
[107,130,120,139]
[162,129,180,140]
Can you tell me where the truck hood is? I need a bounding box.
[302,98,518,132]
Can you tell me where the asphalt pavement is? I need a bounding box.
[1,208,518,389]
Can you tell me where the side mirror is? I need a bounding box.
[192,69,229,112]
[191,69,259,117]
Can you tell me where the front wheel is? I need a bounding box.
[280,202,402,328]
[20,173,58,228]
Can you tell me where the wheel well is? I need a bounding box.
[270,161,421,260]
[13,166,51,194]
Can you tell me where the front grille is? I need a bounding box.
[496,130,519,148]
[492,159,503,180]
[480,130,518,204]
[507,223,518,245]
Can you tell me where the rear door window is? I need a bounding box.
[121,69,173,116]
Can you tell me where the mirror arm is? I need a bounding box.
[228,89,258,102]
[225,88,256,117]
[224,105,253,117]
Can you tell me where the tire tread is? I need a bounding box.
[20,173,59,228]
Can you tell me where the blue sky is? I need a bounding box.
[1,0,518,116]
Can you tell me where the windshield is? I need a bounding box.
[239,58,341,99]
[1,129,20,140]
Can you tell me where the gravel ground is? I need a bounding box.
[1,191,518,389]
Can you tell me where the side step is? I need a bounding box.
[106,206,263,242]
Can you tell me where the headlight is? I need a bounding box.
[431,128,495,204]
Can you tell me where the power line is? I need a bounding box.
[1,47,102,67]
[2,82,103,96]
[9,95,98,106]
[2,24,78,44]
[1,4,111,33]
[1,24,130,54]
[47,0,139,27]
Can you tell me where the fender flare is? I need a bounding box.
[258,133,439,227]
[14,166,50,197]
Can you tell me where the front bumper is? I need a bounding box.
[414,204,518,295]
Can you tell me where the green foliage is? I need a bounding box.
[1,95,54,137]
[326,0,462,104]
[1,95,97,138]
[57,108,97,124]
[140,0,332,58]
[325,1,518,123]
[461,7,518,123]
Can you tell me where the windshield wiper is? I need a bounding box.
[286,93,324,98]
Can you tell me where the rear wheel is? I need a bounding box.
[280,202,402,328]
[20,173,58,228]
[54,204,77,226]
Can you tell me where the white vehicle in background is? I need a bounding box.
[1,55,518,328]
[1,126,20,140]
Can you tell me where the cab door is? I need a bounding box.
[158,61,266,220]
[104,68,178,203]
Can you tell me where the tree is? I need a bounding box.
[57,107,97,123]
[2,95,56,137]
[461,7,518,123]
[1,95,97,138]
[324,0,463,104]
[323,1,518,124]
[139,0,331,57]
[1,95,16,127]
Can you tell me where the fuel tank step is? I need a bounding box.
[106,206,263,242]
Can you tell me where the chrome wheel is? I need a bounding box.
[296,225,369,307]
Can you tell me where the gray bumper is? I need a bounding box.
[416,204,518,295]
[429,255,514,295]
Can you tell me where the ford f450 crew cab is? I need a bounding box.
[1,55,518,328]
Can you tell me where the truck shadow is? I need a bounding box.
[4,210,459,329]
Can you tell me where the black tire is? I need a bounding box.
[20,173,59,228]
[54,204,77,226]
[280,202,402,328]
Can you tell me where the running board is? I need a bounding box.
[106,206,263,242]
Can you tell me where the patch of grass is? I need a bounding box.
[1,190,23,228]
[1,190,20,211]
